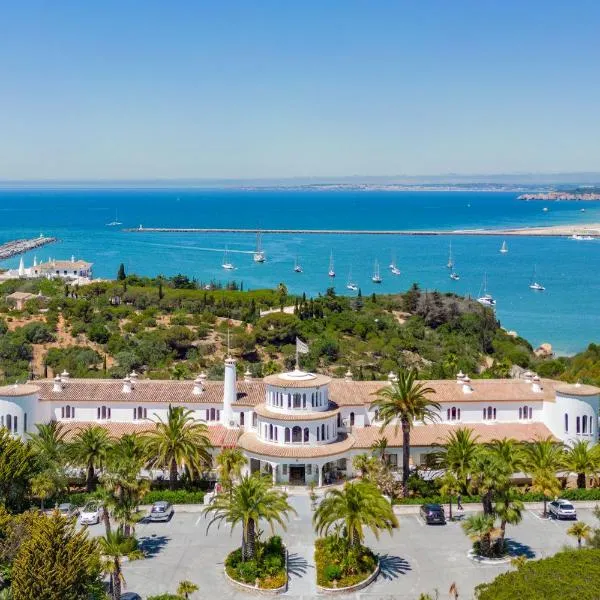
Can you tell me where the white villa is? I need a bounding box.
[0,358,598,486]
[0,256,93,284]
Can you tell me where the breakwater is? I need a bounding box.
[0,236,57,260]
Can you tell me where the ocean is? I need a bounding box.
[0,188,599,356]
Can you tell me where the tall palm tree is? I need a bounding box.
[68,425,112,492]
[469,448,511,516]
[204,474,295,561]
[487,437,526,477]
[438,471,460,521]
[371,369,438,495]
[494,488,524,545]
[27,421,68,467]
[99,531,143,600]
[216,448,247,495]
[567,521,592,549]
[144,405,212,490]
[462,513,496,557]
[523,436,564,517]
[313,480,398,548]
[177,580,199,599]
[432,427,480,493]
[564,440,600,489]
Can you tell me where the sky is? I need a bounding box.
[1,1,599,180]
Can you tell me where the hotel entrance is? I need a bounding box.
[289,465,305,485]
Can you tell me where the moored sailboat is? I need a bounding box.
[447,242,454,269]
[500,240,508,254]
[477,273,496,306]
[372,260,382,283]
[328,251,336,277]
[294,256,303,273]
[222,246,235,270]
[253,231,266,262]
[529,265,545,291]
[346,268,358,292]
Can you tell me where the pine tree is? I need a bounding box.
[116,263,126,281]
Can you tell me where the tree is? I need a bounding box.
[11,512,102,600]
[216,448,246,496]
[177,580,199,599]
[99,531,143,600]
[461,513,496,557]
[523,437,564,517]
[144,405,212,490]
[117,263,126,281]
[27,421,68,467]
[564,440,600,489]
[204,474,295,561]
[313,480,398,548]
[494,488,524,545]
[431,428,480,493]
[469,448,511,516]
[438,471,460,521]
[567,522,592,549]
[0,430,36,512]
[351,453,380,481]
[68,425,112,492]
[371,369,438,496]
[371,436,388,462]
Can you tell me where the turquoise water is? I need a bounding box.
[0,189,599,355]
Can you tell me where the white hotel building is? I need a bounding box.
[0,358,598,486]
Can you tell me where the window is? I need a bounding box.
[13,416,17,433]
[316,427,320,441]
[448,407,460,421]
[350,412,355,426]
[565,413,569,432]
[293,394,301,409]
[583,416,588,434]
[483,406,495,420]
[311,392,315,407]
[23,413,27,433]
[240,412,245,427]
[520,406,532,420]
[321,424,325,440]
[590,417,594,436]
[576,416,581,434]
[304,427,309,442]
[263,424,268,439]
[292,426,302,443]
[252,412,257,427]
[287,395,291,409]
[285,427,290,443]
[6,415,11,431]
[302,394,306,409]
[269,424,274,440]
[97,406,111,420]
[134,407,147,420]
[274,427,278,441]
[337,413,342,427]
[210,408,216,421]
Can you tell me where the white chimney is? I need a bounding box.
[244,368,252,382]
[344,368,353,382]
[129,371,138,387]
[193,375,204,395]
[456,370,465,383]
[523,370,534,383]
[199,371,207,383]
[122,376,132,394]
[462,382,473,394]
[53,375,63,393]
[531,375,542,393]
[60,370,70,383]
[222,358,236,428]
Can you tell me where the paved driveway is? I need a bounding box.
[87,497,597,600]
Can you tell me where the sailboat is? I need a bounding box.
[371,260,382,283]
[106,210,122,227]
[500,240,508,254]
[477,273,496,306]
[328,251,336,277]
[294,256,303,273]
[253,231,266,262]
[346,268,358,292]
[529,265,545,291]
[222,247,235,270]
[447,243,454,269]
[389,253,401,275]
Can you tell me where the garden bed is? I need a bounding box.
[315,536,379,592]
[224,536,287,594]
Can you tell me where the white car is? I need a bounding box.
[79,502,104,525]
[149,501,174,522]
[57,503,79,518]
[548,499,577,520]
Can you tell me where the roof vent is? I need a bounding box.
[60,370,70,383]
[53,375,63,393]
[462,382,473,394]
[244,368,252,382]
[193,375,204,395]
[344,368,353,382]
[122,376,132,394]
[523,370,534,383]
[456,371,465,383]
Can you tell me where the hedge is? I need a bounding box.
[66,489,205,507]
[475,549,600,600]
[394,488,600,505]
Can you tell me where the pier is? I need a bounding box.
[0,236,57,260]
[123,225,600,238]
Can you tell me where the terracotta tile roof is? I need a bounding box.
[264,372,331,388]
[238,432,355,459]
[352,422,556,449]
[253,403,340,421]
[58,421,241,448]
[0,383,40,397]
[554,383,600,397]
[6,292,36,300]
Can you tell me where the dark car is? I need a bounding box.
[420,503,446,525]
[120,594,142,600]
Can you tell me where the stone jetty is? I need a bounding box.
[0,236,57,260]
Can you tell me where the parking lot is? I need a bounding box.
[85,497,598,599]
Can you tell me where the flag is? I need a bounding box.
[296,337,309,354]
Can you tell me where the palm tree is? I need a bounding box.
[469,448,511,516]
[564,440,600,489]
[144,405,212,490]
[371,369,439,495]
[487,437,526,477]
[99,531,143,600]
[462,513,496,557]
[438,471,460,521]
[177,580,199,599]
[204,474,295,561]
[68,425,112,491]
[494,488,524,545]
[313,480,398,548]
[567,521,592,548]
[216,448,247,495]
[523,436,564,517]
[431,427,479,493]
[352,453,380,480]
[371,436,389,463]
[27,421,68,466]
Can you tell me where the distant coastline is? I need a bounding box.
[518,191,600,201]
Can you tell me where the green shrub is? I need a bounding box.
[236,560,258,583]
[315,536,377,588]
[142,490,205,505]
[147,595,183,600]
[324,564,342,582]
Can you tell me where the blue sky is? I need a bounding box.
[1,1,599,180]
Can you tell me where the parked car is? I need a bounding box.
[548,499,577,520]
[149,501,174,522]
[120,594,142,600]
[79,502,104,525]
[420,503,446,525]
[57,503,79,518]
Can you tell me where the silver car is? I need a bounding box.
[149,501,174,522]
[80,502,104,525]
[548,499,577,520]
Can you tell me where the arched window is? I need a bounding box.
[493,408,496,419]
[292,426,302,443]
[98,406,111,420]
[302,394,306,408]
[564,413,569,432]
[590,417,594,436]
[274,427,278,441]
[576,416,581,434]
[66,405,71,418]
[240,412,245,426]
[482,408,486,420]
[327,425,330,439]
[13,417,17,433]
[304,427,309,442]
[252,411,257,427]
[311,392,315,407]
[350,412,355,426]
[316,427,320,442]
[451,407,457,420]
[518,407,522,419]
[529,407,532,419]
[487,406,493,420]
[6,415,11,431]
[447,408,451,420]
[583,416,588,434]
[321,423,325,440]
[337,413,342,427]
[210,407,216,421]
[374,410,380,421]
[294,394,301,409]
[285,427,290,443]
[287,395,292,409]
